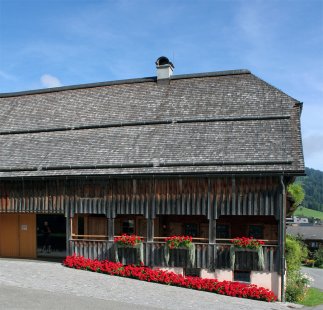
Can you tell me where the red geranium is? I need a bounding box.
[63,255,277,302]
[165,235,193,249]
[114,234,142,247]
[231,237,265,249]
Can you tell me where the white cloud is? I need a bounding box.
[0,69,16,81]
[40,74,62,88]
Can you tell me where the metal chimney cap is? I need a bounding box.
[155,56,174,68]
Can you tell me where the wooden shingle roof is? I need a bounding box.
[0,70,304,178]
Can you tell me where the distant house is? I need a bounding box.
[287,225,323,252]
[0,57,304,300]
[286,216,309,224]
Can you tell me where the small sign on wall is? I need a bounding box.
[21,224,28,231]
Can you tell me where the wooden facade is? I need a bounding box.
[0,176,282,272]
[0,176,280,217]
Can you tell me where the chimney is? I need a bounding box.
[155,56,174,84]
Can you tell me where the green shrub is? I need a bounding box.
[286,271,312,302]
[286,235,310,302]
[314,248,323,268]
[286,235,308,273]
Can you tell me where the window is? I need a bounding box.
[185,268,201,277]
[184,223,198,237]
[216,224,230,239]
[234,271,251,283]
[122,219,135,234]
[78,216,84,235]
[249,225,264,239]
[73,214,107,238]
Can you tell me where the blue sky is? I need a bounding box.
[0,0,322,170]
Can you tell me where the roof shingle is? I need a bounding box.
[0,70,304,177]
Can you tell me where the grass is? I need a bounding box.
[299,288,323,306]
[294,207,323,220]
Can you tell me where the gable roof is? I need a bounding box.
[0,69,304,178]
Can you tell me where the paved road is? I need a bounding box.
[302,267,323,290]
[0,258,311,310]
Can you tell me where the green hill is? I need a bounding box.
[294,206,323,220]
[296,167,323,212]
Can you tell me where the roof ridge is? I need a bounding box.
[0,69,251,98]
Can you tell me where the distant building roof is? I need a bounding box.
[287,225,323,241]
[0,68,304,178]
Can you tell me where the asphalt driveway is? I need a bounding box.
[301,267,323,290]
[0,258,312,310]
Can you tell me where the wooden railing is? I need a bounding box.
[69,239,279,272]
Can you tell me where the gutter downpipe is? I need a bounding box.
[280,175,286,302]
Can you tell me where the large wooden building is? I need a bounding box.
[0,57,304,300]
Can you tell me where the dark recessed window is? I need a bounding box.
[234,271,251,283]
[249,225,264,239]
[122,220,134,234]
[184,223,198,237]
[185,268,201,277]
[216,224,230,239]
[78,216,84,235]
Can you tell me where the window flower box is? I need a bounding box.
[230,237,265,270]
[114,234,143,264]
[114,234,142,247]
[164,236,195,266]
[231,237,265,249]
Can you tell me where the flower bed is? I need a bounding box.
[63,255,277,302]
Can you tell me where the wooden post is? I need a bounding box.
[65,201,71,256]
[208,178,216,270]
[106,216,115,261]
[108,218,115,242]
[144,179,155,266]
[279,176,286,302]
[147,218,154,242]
[232,176,236,215]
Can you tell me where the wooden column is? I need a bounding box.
[279,176,286,302]
[208,178,216,270]
[107,187,115,261]
[108,218,115,242]
[145,179,156,266]
[65,199,71,256]
[147,218,154,242]
[231,176,236,215]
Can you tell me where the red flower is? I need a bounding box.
[165,235,193,249]
[62,255,277,302]
[114,234,142,247]
[231,237,265,249]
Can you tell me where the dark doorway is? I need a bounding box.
[36,215,66,258]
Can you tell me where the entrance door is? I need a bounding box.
[37,214,66,258]
[0,214,36,258]
[19,214,37,257]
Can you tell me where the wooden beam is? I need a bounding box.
[207,178,216,270]
[108,218,115,242]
